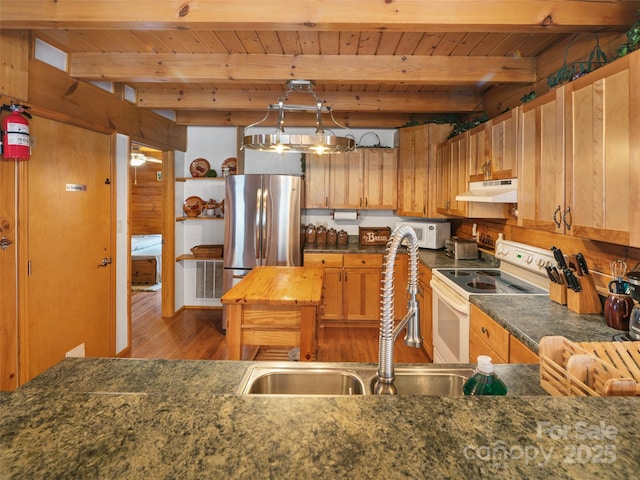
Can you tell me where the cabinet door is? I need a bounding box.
[392,253,408,321]
[564,64,637,246]
[397,126,428,216]
[304,253,343,321]
[488,109,518,178]
[363,148,398,209]
[436,134,468,217]
[304,154,331,208]
[467,123,488,180]
[343,254,383,322]
[469,305,509,363]
[509,336,539,364]
[343,267,382,322]
[330,151,363,209]
[418,264,433,360]
[518,88,566,232]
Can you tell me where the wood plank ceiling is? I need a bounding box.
[1,0,638,128]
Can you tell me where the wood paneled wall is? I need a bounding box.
[130,162,163,235]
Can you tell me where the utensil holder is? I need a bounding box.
[567,274,602,314]
[549,281,567,305]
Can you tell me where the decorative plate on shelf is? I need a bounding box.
[221,157,238,175]
[189,158,210,177]
[183,196,204,217]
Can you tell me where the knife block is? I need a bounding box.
[567,274,603,314]
[549,281,567,305]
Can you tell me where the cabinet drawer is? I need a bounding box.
[509,336,539,364]
[470,306,509,361]
[343,253,383,268]
[304,253,343,268]
[469,329,507,364]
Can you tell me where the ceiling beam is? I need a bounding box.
[1,1,638,32]
[137,88,484,113]
[174,110,451,129]
[70,53,536,86]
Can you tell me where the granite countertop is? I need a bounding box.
[2,358,639,479]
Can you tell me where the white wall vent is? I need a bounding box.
[195,260,223,300]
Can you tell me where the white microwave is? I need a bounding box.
[395,221,450,249]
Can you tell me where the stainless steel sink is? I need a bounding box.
[244,370,364,395]
[237,363,474,396]
[375,367,474,396]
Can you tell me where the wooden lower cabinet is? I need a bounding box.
[469,304,537,364]
[509,335,539,364]
[305,253,382,324]
[418,263,433,360]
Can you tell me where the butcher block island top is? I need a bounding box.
[221,266,323,361]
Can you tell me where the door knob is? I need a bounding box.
[0,235,12,250]
[98,257,113,267]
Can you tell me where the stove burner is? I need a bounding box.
[507,284,533,293]
[477,270,501,277]
[447,271,471,277]
[467,281,496,291]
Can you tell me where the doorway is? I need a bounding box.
[129,143,164,330]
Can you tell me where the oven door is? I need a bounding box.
[430,276,470,364]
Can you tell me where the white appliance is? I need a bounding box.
[395,221,450,249]
[430,236,555,363]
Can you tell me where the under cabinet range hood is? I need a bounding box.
[456,179,518,203]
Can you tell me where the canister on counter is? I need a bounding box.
[305,224,317,245]
[316,225,327,245]
[337,229,348,247]
[327,228,337,246]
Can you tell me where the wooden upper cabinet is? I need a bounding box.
[564,58,639,247]
[362,148,397,210]
[518,51,640,247]
[304,153,331,208]
[397,123,451,217]
[323,148,399,210]
[330,150,363,209]
[435,133,468,217]
[468,109,518,181]
[517,87,566,233]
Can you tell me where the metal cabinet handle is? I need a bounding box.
[481,326,488,335]
[553,205,562,228]
[563,206,572,230]
[98,257,112,267]
[0,235,13,250]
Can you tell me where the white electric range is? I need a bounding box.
[430,236,555,363]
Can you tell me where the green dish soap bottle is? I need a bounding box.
[463,355,508,396]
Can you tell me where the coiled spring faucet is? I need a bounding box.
[373,225,422,395]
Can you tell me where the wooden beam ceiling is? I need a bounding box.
[1,0,637,127]
[70,53,536,85]
[1,0,637,32]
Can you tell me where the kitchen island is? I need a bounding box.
[221,266,323,361]
[2,358,639,479]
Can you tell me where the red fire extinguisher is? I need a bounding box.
[1,104,32,161]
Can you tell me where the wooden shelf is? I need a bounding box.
[176,177,226,182]
[176,254,224,262]
[176,216,225,222]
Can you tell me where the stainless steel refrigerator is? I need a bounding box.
[222,174,302,330]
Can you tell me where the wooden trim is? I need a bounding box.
[27,58,187,151]
[161,150,176,318]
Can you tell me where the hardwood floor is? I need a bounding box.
[126,289,431,363]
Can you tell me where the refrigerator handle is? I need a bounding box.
[255,188,262,263]
[261,188,268,260]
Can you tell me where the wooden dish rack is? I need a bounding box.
[539,336,640,396]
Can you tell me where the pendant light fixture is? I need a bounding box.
[241,80,355,155]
